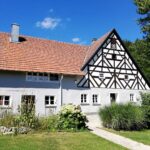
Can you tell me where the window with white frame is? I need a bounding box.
[0,96,10,107]
[92,94,99,104]
[81,94,88,104]
[26,72,59,82]
[45,96,56,106]
[130,94,134,102]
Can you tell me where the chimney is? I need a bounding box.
[10,23,20,42]
[92,38,97,44]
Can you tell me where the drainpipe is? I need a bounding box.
[60,74,63,106]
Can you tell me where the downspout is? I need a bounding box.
[60,74,63,106]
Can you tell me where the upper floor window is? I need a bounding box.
[0,96,10,107]
[111,38,116,49]
[26,72,59,82]
[50,74,59,81]
[81,94,88,104]
[45,96,56,107]
[92,94,99,104]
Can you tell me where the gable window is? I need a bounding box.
[99,73,105,79]
[92,94,99,104]
[112,54,117,60]
[81,94,88,104]
[26,72,59,82]
[130,94,134,102]
[125,75,128,80]
[0,96,10,107]
[111,38,116,49]
[45,96,56,106]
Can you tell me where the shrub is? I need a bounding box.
[99,103,145,130]
[0,113,15,127]
[141,92,150,128]
[39,115,58,131]
[17,100,39,129]
[57,104,88,131]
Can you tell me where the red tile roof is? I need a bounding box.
[0,31,110,75]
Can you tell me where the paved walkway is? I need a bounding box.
[90,127,150,150]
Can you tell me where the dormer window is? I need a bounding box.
[111,38,116,49]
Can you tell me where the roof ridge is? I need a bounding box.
[0,31,88,48]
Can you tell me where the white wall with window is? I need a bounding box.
[45,96,56,107]
[0,96,11,107]
[81,94,88,104]
[130,93,135,102]
[92,94,100,105]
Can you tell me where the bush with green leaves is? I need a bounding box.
[0,113,15,127]
[39,115,58,131]
[99,103,145,130]
[141,92,150,128]
[57,104,88,131]
[17,100,39,129]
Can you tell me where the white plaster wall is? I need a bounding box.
[0,75,149,116]
[0,88,61,116]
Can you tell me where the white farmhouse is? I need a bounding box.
[0,24,149,117]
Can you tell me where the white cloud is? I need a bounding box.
[49,9,54,13]
[72,37,80,43]
[36,17,61,30]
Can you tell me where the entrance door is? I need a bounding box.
[110,93,117,104]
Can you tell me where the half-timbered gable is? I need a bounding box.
[78,29,150,90]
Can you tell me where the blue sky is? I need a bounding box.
[0,0,142,45]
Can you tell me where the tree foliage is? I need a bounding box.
[123,39,150,82]
[134,0,150,40]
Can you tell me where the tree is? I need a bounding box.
[134,0,150,40]
[124,39,150,82]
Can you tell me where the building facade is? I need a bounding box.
[0,24,149,117]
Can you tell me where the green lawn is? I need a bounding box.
[103,128,150,146]
[0,131,126,150]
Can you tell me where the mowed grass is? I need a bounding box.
[0,131,126,150]
[104,128,150,145]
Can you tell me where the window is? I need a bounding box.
[21,95,35,104]
[111,38,116,49]
[125,75,128,80]
[112,54,117,60]
[99,73,105,79]
[92,94,99,104]
[130,94,134,102]
[81,94,88,104]
[110,93,117,104]
[0,96,10,107]
[26,72,59,82]
[45,96,56,106]
[49,74,59,81]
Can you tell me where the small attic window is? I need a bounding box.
[111,38,116,49]
[99,73,105,79]
[125,75,128,80]
[112,54,117,60]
